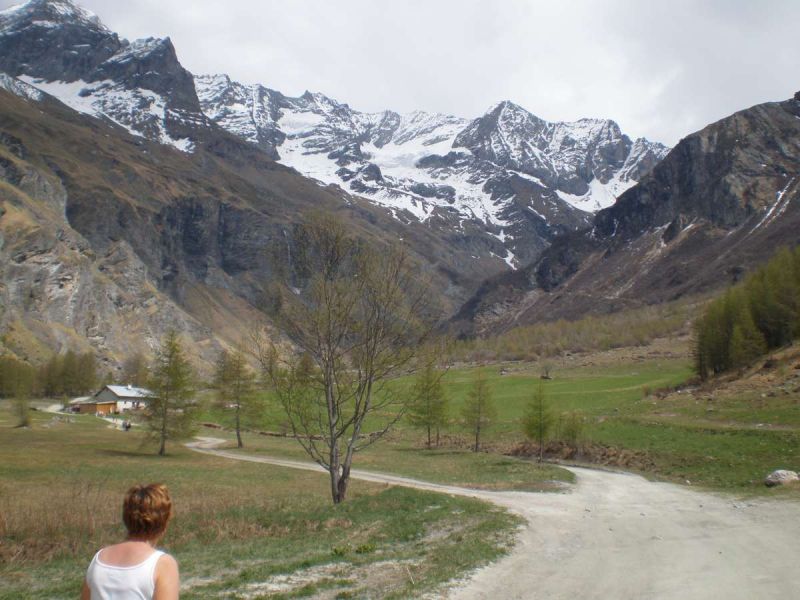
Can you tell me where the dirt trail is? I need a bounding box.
[188,437,800,599]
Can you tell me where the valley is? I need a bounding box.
[3,338,799,598]
[1,0,799,598]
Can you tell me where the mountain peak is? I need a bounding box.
[106,36,174,64]
[0,0,108,33]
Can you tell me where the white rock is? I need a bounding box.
[764,470,799,487]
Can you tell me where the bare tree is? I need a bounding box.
[256,214,436,504]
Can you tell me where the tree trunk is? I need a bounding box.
[330,464,350,504]
[538,404,544,463]
[474,422,480,453]
[159,394,168,456]
[426,424,432,449]
[235,404,243,448]
[336,465,350,503]
[435,427,440,448]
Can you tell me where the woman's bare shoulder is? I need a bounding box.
[154,553,180,600]
[156,552,179,575]
[157,553,178,567]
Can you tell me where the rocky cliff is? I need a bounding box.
[453,95,800,335]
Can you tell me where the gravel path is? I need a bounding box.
[187,437,800,599]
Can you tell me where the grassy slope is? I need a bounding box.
[0,409,520,599]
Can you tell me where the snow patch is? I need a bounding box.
[555,176,636,212]
[0,72,44,101]
[17,76,194,153]
[754,177,797,231]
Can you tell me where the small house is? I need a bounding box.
[94,384,155,412]
[70,396,118,415]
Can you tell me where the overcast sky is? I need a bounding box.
[4,0,799,145]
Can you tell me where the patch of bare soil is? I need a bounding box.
[508,441,657,471]
[232,558,423,599]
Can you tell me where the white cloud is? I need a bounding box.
[2,0,798,145]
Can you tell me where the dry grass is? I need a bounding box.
[452,300,696,363]
[0,406,521,599]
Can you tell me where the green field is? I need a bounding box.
[0,408,522,600]
[4,347,798,598]
[204,354,800,494]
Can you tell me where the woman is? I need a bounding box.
[82,483,180,599]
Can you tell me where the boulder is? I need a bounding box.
[764,470,799,487]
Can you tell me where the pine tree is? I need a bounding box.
[214,349,257,448]
[61,350,79,401]
[462,369,496,453]
[728,306,767,370]
[122,352,149,387]
[146,331,196,456]
[694,245,800,379]
[13,373,31,428]
[76,352,98,394]
[407,362,448,448]
[522,382,553,462]
[40,355,64,398]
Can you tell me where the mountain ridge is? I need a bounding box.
[452,94,800,335]
[0,0,668,271]
[2,0,795,371]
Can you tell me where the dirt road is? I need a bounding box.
[188,437,800,599]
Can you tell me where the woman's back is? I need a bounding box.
[86,542,165,600]
[82,483,179,600]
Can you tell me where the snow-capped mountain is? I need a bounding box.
[0,0,206,151]
[195,75,667,265]
[196,77,669,222]
[0,0,668,269]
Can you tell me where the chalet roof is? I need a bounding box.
[97,384,155,399]
[70,396,115,405]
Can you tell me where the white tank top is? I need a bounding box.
[86,548,165,600]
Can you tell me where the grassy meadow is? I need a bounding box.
[3,333,799,598]
[204,341,799,495]
[0,408,522,599]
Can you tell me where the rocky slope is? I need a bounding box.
[0,64,480,372]
[0,0,675,367]
[454,93,800,335]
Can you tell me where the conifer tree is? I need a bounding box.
[146,330,196,456]
[407,360,448,448]
[462,369,496,453]
[76,352,98,395]
[694,245,800,378]
[13,374,31,428]
[122,352,149,387]
[214,349,257,448]
[61,350,79,400]
[729,306,767,369]
[522,382,553,462]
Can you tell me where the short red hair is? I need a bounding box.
[122,483,172,539]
